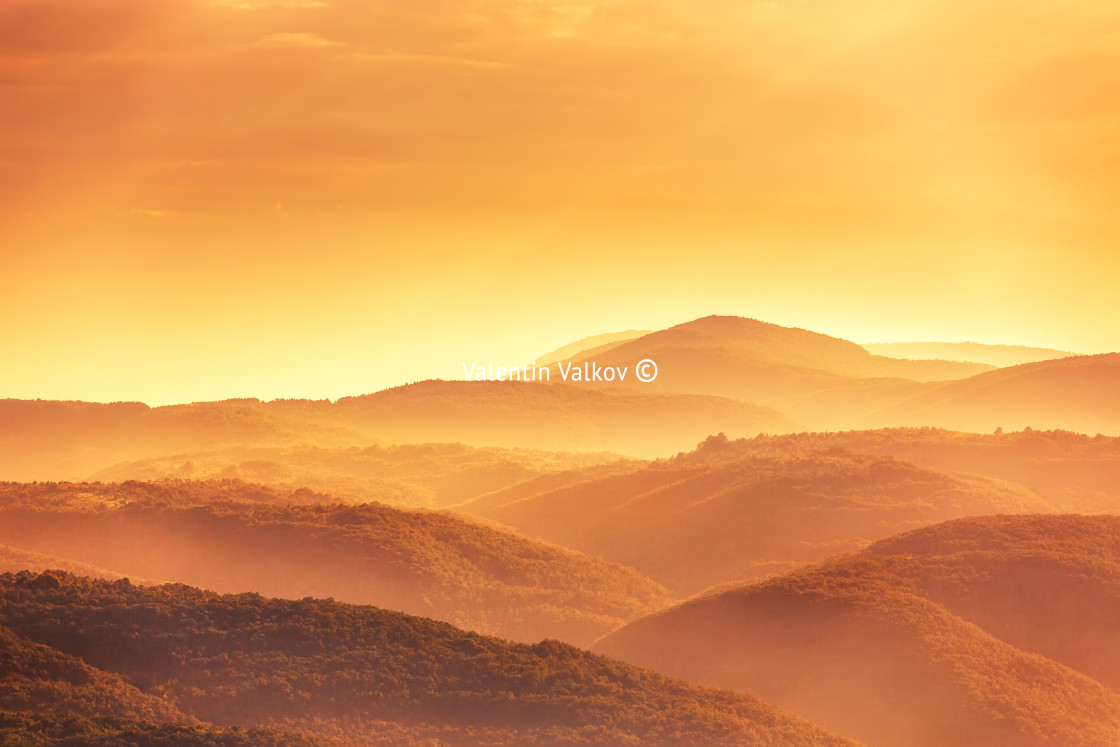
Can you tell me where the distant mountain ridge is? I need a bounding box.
[863,353,1120,434]
[861,341,1077,367]
[543,317,1119,434]
[535,330,651,365]
[0,382,796,478]
[332,379,796,456]
[560,316,995,406]
[4,316,1115,485]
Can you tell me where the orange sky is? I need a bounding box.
[2,0,1118,405]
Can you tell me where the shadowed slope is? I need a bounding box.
[595,520,1120,747]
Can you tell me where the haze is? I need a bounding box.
[3,0,1119,404]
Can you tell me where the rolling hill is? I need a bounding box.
[862,515,1120,692]
[595,515,1120,747]
[0,381,795,480]
[462,435,1049,595]
[0,480,670,645]
[702,428,1120,513]
[863,354,1120,435]
[89,442,634,508]
[0,571,858,746]
[330,379,797,456]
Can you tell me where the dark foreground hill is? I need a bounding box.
[0,625,187,724]
[595,515,1120,747]
[0,481,670,646]
[0,572,857,747]
[0,712,341,747]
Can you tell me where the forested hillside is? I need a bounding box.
[0,481,670,645]
[0,572,856,747]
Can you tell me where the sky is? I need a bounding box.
[2,0,1118,404]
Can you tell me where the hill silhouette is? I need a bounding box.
[596,515,1120,747]
[538,318,1119,434]
[864,354,1120,435]
[861,342,1076,367]
[463,436,1048,595]
[557,316,992,408]
[0,572,857,746]
[0,481,669,645]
